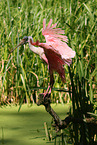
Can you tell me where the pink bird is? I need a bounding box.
[11,19,76,97]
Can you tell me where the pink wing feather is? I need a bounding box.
[42,19,76,66]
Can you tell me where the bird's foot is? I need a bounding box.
[43,92,51,101]
[37,93,51,106]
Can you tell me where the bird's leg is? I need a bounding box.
[43,69,54,98]
[43,85,50,99]
[45,85,50,94]
[49,70,54,94]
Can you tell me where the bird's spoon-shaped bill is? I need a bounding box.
[10,39,27,53]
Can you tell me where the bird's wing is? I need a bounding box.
[38,43,66,83]
[42,19,76,65]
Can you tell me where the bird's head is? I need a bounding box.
[10,36,33,53]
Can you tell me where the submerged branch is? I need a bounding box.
[37,93,97,132]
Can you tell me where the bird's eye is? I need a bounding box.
[23,36,28,41]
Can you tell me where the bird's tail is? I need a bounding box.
[57,64,66,83]
[63,58,72,66]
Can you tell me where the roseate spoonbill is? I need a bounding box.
[11,19,76,97]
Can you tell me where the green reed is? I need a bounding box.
[0,0,96,143]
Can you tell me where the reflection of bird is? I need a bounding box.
[11,19,76,97]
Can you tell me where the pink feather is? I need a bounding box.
[42,19,76,66]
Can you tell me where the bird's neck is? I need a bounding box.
[29,43,38,54]
[29,43,44,56]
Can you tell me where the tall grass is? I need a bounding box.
[1,0,96,103]
[0,0,96,102]
[0,0,97,144]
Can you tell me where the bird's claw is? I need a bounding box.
[37,93,51,106]
[43,92,51,98]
